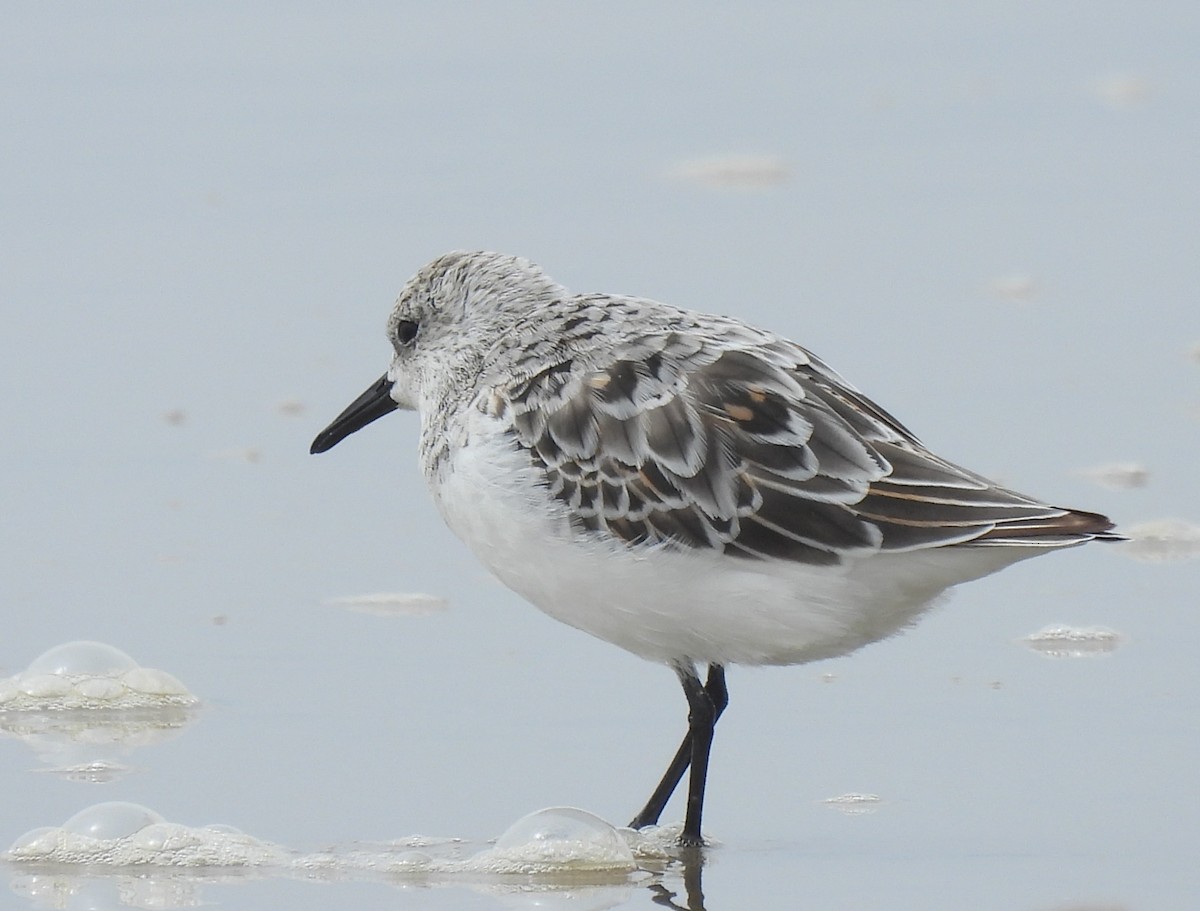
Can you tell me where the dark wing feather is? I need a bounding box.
[491,334,1117,565]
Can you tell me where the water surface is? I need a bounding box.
[2,3,1197,908]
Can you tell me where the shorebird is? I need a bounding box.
[312,251,1120,845]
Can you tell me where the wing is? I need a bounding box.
[487,329,1116,566]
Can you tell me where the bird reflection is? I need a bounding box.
[648,847,708,910]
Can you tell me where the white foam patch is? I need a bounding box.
[1092,72,1152,108]
[1076,461,1149,490]
[7,805,657,883]
[326,592,449,617]
[7,802,288,867]
[1022,625,1124,658]
[0,641,198,711]
[988,274,1039,302]
[290,838,465,877]
[305,809,642,878]
[666,155,789,188]
[618,823,694,861]
[821,793,883,816]
[35,760,133,784]
[1119,518,1200,563]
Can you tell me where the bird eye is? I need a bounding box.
[395,320,419,346]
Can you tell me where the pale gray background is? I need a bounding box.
[2,3,1197,909]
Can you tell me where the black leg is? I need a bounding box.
[628,728,692,831]
[629,664,728,836]
[678,669,716,845]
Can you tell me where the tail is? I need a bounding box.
[970,507,1125,548]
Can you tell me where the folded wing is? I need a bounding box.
[489,330,1118,566]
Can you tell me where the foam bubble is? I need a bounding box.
[1022,625,1124,658]
[28,641,139,678]
[130,822,202,852]
[8,828,58,857]
[202,823,245,835]
[75,677,127,701]
[472,808,636,875]
[17,674,74,699]
[63,801,166,839]
[121,667,192,697]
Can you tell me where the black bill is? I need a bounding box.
[310,373,399,454]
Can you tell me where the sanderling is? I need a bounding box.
[311,251,1121,845]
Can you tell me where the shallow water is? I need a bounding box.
[3,3,1198,908]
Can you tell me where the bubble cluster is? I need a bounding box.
[0,641,197,711]
[7,804,654,883]
[6,801,288,867]
[3,804,707,911]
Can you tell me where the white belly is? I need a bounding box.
[428,416,1037,667]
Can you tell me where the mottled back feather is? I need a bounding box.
[484,315,1117,565]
